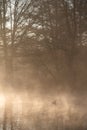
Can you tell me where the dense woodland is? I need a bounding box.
[0,0,87,130]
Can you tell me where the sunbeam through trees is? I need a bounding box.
[0,0,87,130]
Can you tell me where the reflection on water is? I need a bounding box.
[0,93,86,130]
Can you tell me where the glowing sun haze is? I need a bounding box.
[0,94,5,107]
